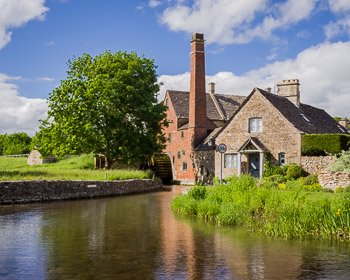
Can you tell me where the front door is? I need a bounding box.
[248,153,260,178]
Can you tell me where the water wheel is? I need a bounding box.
[150,155,173,185]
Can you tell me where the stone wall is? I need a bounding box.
[300,156,335,174]
[195,149,215,185]
[318,171,350,190]
[0,179,163,204]
[301,156,350,190]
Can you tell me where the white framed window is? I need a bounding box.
[249,118,262,133]
[278,152,286,165]
[182,162,188,171]
[224,154,237,168]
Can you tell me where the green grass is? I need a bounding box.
[172,175,350,240]
[0,154,152,181]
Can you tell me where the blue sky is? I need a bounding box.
[0,0,350,135]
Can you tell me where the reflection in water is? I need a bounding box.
[0,187,350,279]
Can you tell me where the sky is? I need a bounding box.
[0,0,350,135]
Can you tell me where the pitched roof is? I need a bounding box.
[167,90,245,121]
[258,88,348,134]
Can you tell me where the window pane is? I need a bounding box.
[224,154,237,168]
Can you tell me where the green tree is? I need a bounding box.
[0,134,5,155]
[34,51,167,167]
[1,132,32,155]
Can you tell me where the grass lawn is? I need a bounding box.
[0,154,152,181]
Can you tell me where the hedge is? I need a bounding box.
[302,134,350,156]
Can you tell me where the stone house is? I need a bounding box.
[162,33,348,184]
[214,81,348,179]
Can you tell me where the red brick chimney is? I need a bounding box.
[188,33,208,148]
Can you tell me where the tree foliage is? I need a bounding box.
[0,132,32,155]
[34,51,167,167]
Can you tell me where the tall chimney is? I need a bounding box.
[276,79,300,107]
[188,33,208,148]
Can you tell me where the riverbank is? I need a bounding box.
[0,155,152,181]
[172,175,350,240]
[0,178,163,204]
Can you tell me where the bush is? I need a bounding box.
[259,175,286,188]
[286,164,308,180]
[302,134,350,156]
[334,186,344,193]
[329,150,350,173]
[299,174,318,186]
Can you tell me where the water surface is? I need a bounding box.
[1,186,350,279]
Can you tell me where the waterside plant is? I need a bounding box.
[172,175,350,240]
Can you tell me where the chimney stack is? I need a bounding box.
[209,82,215,94]
[265,87,272,93]
[188,33,208,148]
[276,79,300,107]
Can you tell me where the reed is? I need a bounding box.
[172,175,350,240]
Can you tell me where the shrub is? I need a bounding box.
[259,175,286,188]
[286,164,308,180]
[329,150,350,173]
[302,134,350,156]
[334,186,344,193]
[303,183,323,192]
[299,174,318,186]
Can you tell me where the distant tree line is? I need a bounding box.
[0,132,32,156]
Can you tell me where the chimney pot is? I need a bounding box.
[265,87,272,93]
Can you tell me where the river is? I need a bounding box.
[0,186,350,280]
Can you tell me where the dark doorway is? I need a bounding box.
[248,153,260,178]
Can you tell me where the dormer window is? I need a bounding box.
[249,118,262,133]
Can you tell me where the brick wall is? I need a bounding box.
[0,179,162,204]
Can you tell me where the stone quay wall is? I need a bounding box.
[0,179,163,204]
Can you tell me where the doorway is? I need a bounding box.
[248,153,260,178]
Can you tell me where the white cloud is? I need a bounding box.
[148,0,161,8]
[0,0,48,49]
[158,41,350,117]
[325,0,350,40]
[0,74,48,135]
[158,0,317,45]
[328,0,350,12]
[37,76,55,82]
